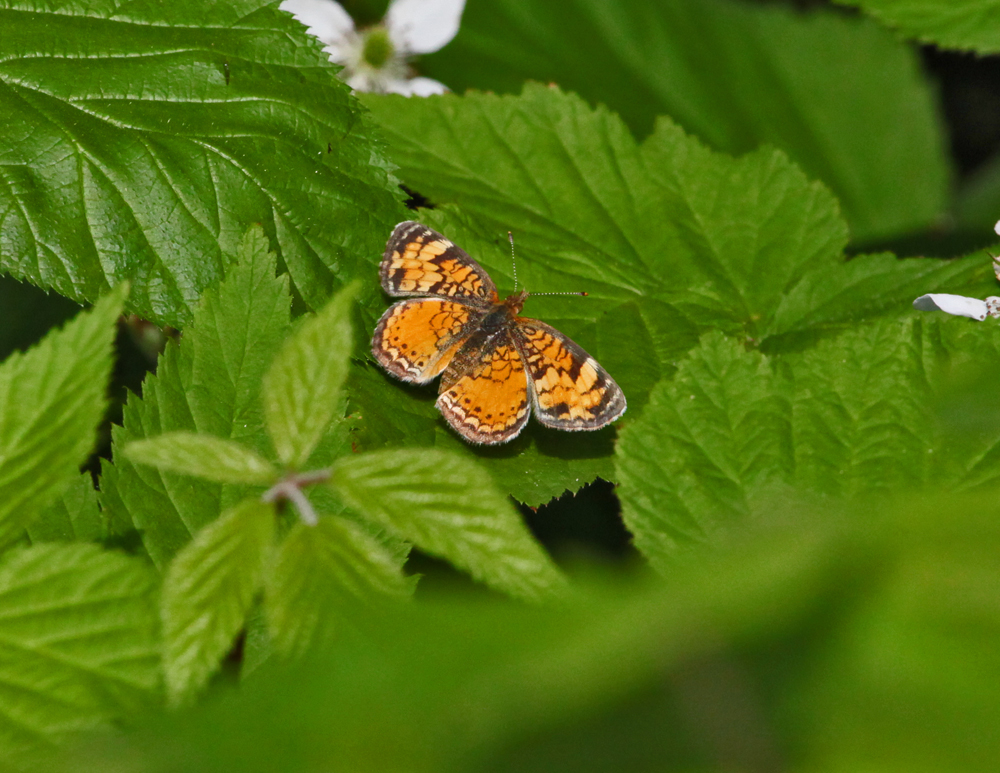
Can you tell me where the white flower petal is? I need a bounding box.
[390,76,449,96]
[913,293,989,321]
[280,0,355,59]
[346,71,375,92]
[994,219,1000,236]
[385,0,466,55]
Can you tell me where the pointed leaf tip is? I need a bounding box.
[0,284,125,548]
[264,281,361,469]
[332,448,566,601]
[162,499,275,705]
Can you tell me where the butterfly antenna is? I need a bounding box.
[508,231,518,292]
[507,229,587,296]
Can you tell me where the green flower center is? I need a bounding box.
[362,27,394,69]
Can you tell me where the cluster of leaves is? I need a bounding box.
[117,228,565,705]
[2,0,1000,769]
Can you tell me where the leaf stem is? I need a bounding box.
[262,469,332,527]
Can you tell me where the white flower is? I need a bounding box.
[280,0,465,95]
[912,232,1000,321]
[913,294,999,321]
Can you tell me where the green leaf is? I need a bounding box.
[240,604,273,681]
[0,284,125,550]
[788,320,935,498]
[0,543,159,766]
[796,503,1000,770]
[332,448,566,601]
[162,498,275,706]
[835,0,1000,54]
[356,85,963,504]
[0,0,403,326]
[100,226,292,569]
[639,118,848,338]
[616,319,954,569]
[918,319,1000,494]
[126,432,278,486]
[263,282,359,469]
[264,517,414,658]
[615,333,792,568]
[26,472,104,544]
[419,0,948,242]
[762,247,997,352]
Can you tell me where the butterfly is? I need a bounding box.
[371,221,627,445]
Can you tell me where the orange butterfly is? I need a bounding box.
[371,222,626,444]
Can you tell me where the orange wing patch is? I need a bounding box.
[372,299,480,383]
[380,221,496,303]
[437,341,530,444]
[516,320,626,430]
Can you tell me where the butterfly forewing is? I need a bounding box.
[380,221,497,303]
[514,320,626,431]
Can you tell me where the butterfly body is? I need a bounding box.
[372,222,626,445]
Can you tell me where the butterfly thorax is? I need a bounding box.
[480,290,528,333]
[501,289,528,315]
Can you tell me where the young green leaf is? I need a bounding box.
[420,0,948,242]
[0,0,403,326]
[26,472,104,544]
[126,432,278,485]
[101,227,292,569]
[0,285,125,550]
[162,498,275,706]
[332,449,567,601]
[264,282,360,469]
[0,543,159,765]
[240,604,273,680]
[264,517,415,657]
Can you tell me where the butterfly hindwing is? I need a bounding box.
[436,327,531,444]
[514,319,627,431]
